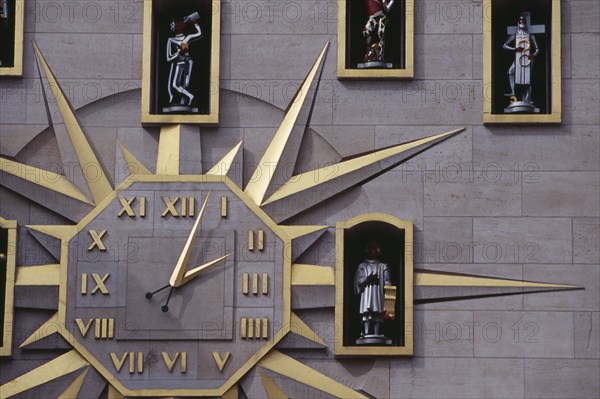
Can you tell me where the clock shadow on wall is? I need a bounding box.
[151,0,212,115]
[343,221,405,347]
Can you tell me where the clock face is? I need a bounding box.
[63,177,288,395]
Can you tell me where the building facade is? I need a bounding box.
[0,0,599,398]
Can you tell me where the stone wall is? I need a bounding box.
[0,0,598,398]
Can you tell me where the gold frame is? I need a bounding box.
[0,218,17,357]
[0,0,24,77]
[141,0,220,125]
[483,0,561,124]
[334,213,413,356]
[337,0,414,79]
[45,174,294,396]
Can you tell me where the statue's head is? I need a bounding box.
[170,19,185,34]
[518,15,527,29]
[365,240,381,260]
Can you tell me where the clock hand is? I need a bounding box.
[180,253,232,286]
[169,191,211,288]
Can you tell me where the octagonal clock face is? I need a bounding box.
[64,178,287,394]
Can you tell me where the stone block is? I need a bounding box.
[220,34,231,81]
[523,264,599,312]
[574,312,600,359]
[473,217,572,264]
[524,359,600,399]
[571,34,600,78]
[34,34,134,80]
[414,34,473,79]
[562,33,572,79]
[390,357,524,398]
[413,310,474,357]
[132,33,143,80]
[424,172,521,217]
[573,217,600,263]
[415,1,483,34]
[33,0,143,34]
[230,34,336,80]
[523,172,600,217]
[219,89,286,129]
[473,311,574,358]
[421,217,473,263]
[472,34,483,80]
[332,80,482,126]
[221,0,329,35]
[473,124,600,171]
[563,79,600,125]
[569,1,600,33]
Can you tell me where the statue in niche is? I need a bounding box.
[0,0,9,67]
[502,12,542,113]
[359,0,395,69]
[354,240,396,345]
[164,11,202,113]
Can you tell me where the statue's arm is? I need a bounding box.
[166,39,178,61]
[530,34,539,57]
[383,0,395,13]
[186,23,202,43]
[503,34,516,51]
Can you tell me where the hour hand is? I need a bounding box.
[180,253,232,286]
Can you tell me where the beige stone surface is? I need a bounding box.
[414,34,473,79]
[473,124,600,171]
[573,217,600,263]
[523,172,600,217]
[473,217,572,264]
[473,311,574,358]
[574,312,600,359]
[390,357,525,399]
[420,217,473,263]
[523,264,600,311]
[572,34,600,78]
[524,359,600,399]
[424,172,521,217]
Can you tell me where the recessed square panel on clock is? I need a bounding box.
[483,0,561,124]
[0,0,24,77]
[335,213,413,356]
[337,0,414,79]
[142,0,220,124]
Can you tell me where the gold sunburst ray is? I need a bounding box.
[262,129,464,223]
[33,42,113,205]
[118,142,152,176]
[259,370,289,399]
[259,351,368,399]
[245,43,330,206]
[0,350,89,397]
[57,367,89,399]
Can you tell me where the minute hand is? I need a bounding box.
[169,192,211,288]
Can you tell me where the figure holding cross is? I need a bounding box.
[502,12,545,113]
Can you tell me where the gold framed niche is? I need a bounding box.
[0,218,17,357]
[335,213,413,357]
[483,0,561,124]
[337,0,413,79]
[142,0,220,125]
[0,0,24,77]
